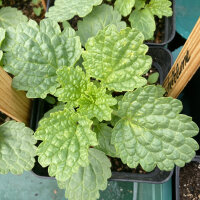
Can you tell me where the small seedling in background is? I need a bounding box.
[148,72,159,84]
[31,0,43,16]
[33,7,42,16]
[0,0,2,6]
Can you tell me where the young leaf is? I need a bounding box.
[114,0,135,17]
[33,7,42,16]
[35,108,98,181]
[135,0,146,10]
[78,83,117,121]
[93,122,118,157]
[147,72,159,84]
[129,8,156,40]
[56,66,88,105]
[77,4,126,46]
[147,0,172,18]
[46,0,103,22]
[2,19,82,98]
[0,121,36,174]
[58,148,111,200]
[0,27,5,47]
[83,25,152,92]
[0,7,28,29]
[112,85,199,171]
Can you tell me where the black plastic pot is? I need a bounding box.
[146,0,175,46]
[46,0,175,46]
[175,156,200,200]
[30,46,173,183]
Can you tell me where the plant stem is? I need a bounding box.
[41,0,46,11]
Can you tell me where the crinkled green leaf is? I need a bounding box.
[129,8,156,40]
[35,108,98,181]
[83,25,152,92]
[78,83,117,121]
[58,148,111,200]
[147,0,172,18]
[0,27,5,47]
[77,4,126,46]
[56,66,88,105]
[93,123,117,157]
[46,0,103,22]
[114,0,135,17]
[0,121,36,174]
[112,85,199,171]
[2,19,82,98]
[0,7,28,29]
[135,0,146,10]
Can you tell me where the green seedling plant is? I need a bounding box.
[0,5,199,200]
[31,0,42,16]
[46,0,173,40]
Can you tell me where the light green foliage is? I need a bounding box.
[93,122,117,157]
[0,0,2,6]
[35,108,98,181]
[135,0,146,10]
[62,21,71,29]
[0,7,28,29]
[56,65,117,121]
[77,4,126,46]
[114,0,135,17]
[0,50,2,61]
[56,66,88,104]
[2,19,82,98]
[77,83,117,121]
[0,121,36,174]
[148,72,159,84]
[147,0,172,18]
[33,7,42,16]
[0,27,5,46]
[58,148,111,200]
[129,8,156,40]
[112,85,199,171]
[83,25,152,92]
[46,0,103,22]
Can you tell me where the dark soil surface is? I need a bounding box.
[110,157,147,174]
[1,0,45,23]
[179,162,200,200]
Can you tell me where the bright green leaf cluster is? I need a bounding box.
[1,4,198,200]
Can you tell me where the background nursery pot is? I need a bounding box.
[30,46,174,184]
[46,0,175,46]
[175,156,200,200]
[146,0,175,46]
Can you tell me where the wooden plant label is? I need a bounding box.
[163,17,200,98]
[0,67,32,125]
